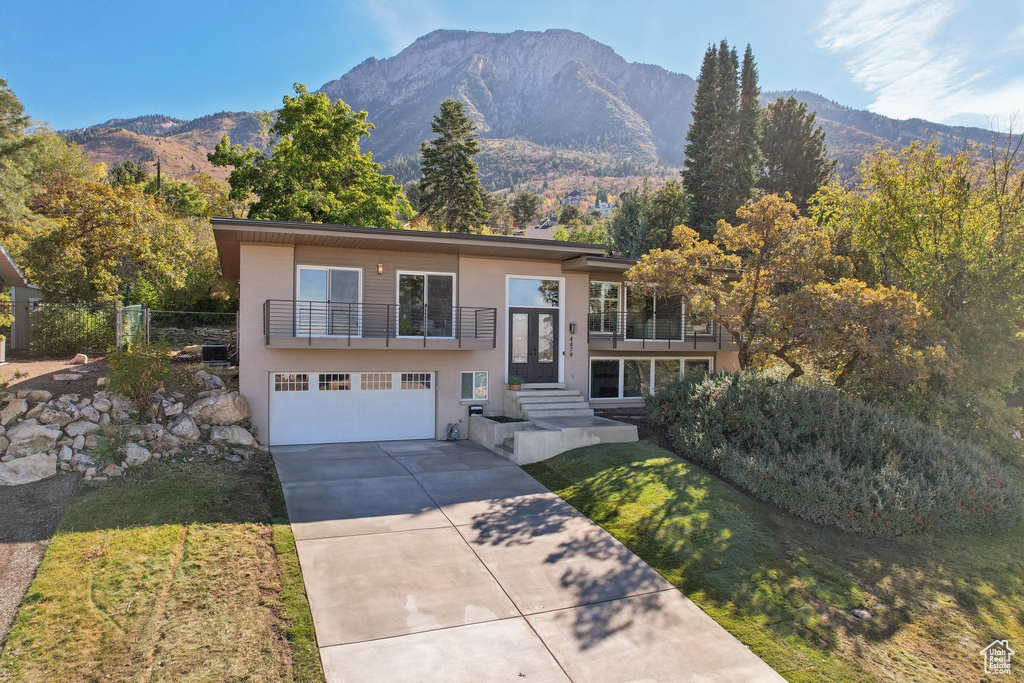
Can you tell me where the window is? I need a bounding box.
[683,358,712,376]
[589,282,620,333]
[275,373,309,391]
[296,266,361,335]
[590,358,713,399]
[508,277,560,307]
[590,360,620,398]
[625,289,684,340]
[401,373,432,390]
[398,272,455,337]
[461,371,488,400]
[360,373,393,390]
[318,373,351,390]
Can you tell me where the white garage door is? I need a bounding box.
[268,371,435,446]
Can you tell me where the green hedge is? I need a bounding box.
[30,306,114,356]
[647,372,1023,536]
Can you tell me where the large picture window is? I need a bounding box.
[296,266,361,335]
[398,271,455,337]
[590,357,713,399]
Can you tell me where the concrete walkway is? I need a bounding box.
[273,440,782,682]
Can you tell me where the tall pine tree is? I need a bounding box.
[419,98,487,233]
[736,45,763,206]
[683,40,764,239]
[758,96,836,210]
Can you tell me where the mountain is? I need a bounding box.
[63,29,1003,189]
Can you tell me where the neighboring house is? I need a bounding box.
[561,189,584,206]
[0,243,38,356]
[212,218,739,447]
[593,200,614,217]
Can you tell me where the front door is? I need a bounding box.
[508,307,559,383]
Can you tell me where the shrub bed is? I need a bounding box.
[647,372,1023,536]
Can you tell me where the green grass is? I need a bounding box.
[525,441,1024,682]
[0,459,324,682]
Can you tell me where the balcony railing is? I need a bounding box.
[264,300,497,347]
[587,311,735,349]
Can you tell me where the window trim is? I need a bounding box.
[460,370,488,401]
[395,269,458,339]
[294,265,364,337]
[589,356,715,400]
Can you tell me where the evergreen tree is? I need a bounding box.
[609,187,649,257]
[736,45,763,205]
[645,180,688,250]
[418,98,487,233]
[758,96,836,209]
[683,40,766,239]
[510,191,540,228]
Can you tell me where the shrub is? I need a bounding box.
[647,372,1023,536]
[107,343,172,409]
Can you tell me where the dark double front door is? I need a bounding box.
[508,307,559,384]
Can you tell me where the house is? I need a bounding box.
[212,218,739,456]
[0,243,39,358]
[561,189,584,206]
[593,200,614,217]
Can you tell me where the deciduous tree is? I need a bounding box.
[208,83,410,228]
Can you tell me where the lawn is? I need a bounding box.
[0,457,323,682]
[525,441,1024,682]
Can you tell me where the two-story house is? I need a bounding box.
[560,189,584,206]
[213,217,739,448]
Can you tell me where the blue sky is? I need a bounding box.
[2,0,1022,131]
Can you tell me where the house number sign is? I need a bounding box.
[568,335,574,358]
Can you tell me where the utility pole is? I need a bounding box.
[156,157,162,196]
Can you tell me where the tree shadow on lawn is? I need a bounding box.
[525,443,1024,677]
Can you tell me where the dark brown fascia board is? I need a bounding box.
[210,217,607,254]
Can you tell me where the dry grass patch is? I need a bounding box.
[0,458,323,682]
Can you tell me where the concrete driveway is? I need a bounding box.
[273,440,782,682]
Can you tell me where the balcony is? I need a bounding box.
[264,300,497,350]
[587,311,737,351]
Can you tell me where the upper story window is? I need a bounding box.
[589,282,620,333]
[296,266,361,335]
[398,271,455,337]
[509,277,560,307]
[625,289,684,341]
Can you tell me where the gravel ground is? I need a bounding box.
[0,473,79,648]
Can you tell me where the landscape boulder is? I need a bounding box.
[0,399,28,426]
[19,390,53,403]
[72,353,89,364]
[38,399,81,428]
[168,415,201,441]
[65,419,102,438]
[80,406,101,422]
[124,442,152,466]
[6,422,61,459]
[92,396,111,413]
[0,453,57,485]
[196,369,226,390]
[209,425,256,447]
[186,392,250,425]
[53,373,82,382]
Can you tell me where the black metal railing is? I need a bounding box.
[264,300,497,348]
[587,311,735,349]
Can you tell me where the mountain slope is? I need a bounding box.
[63,29,1002,188]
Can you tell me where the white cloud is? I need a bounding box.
[361,0,446,54]
[817,0,1023,130]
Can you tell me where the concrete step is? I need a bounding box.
[521,401,588,411]
[524,408,596,419]
[496,440,514,456]
[511,390,582,401]
[521,383,566,389]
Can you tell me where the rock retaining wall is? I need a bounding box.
[150,326,236,348]
[0,371,261,486]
